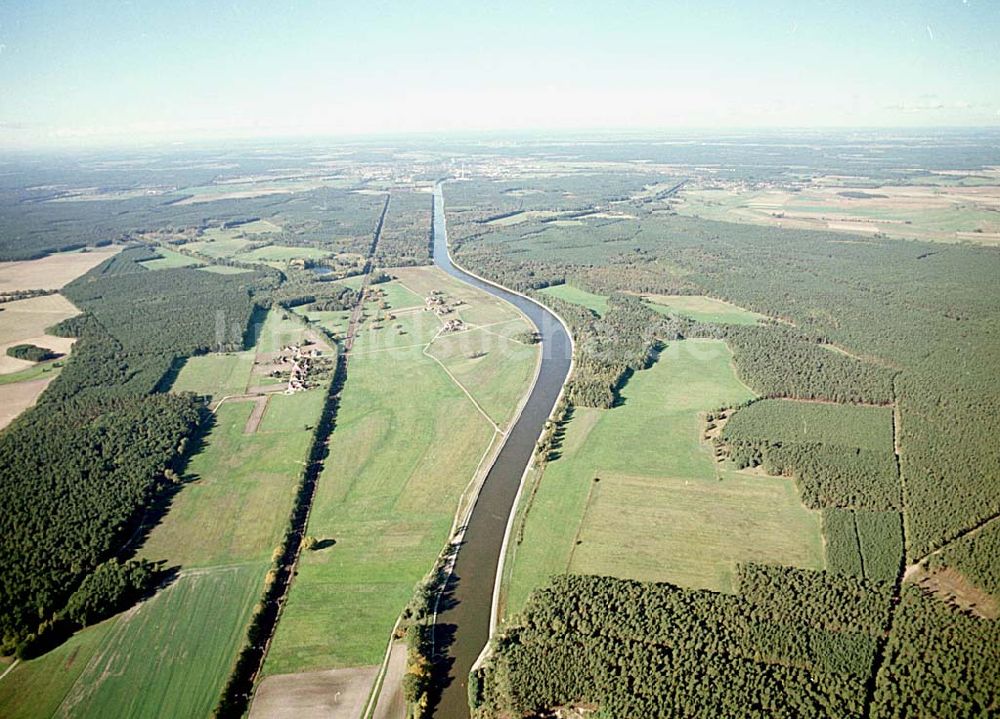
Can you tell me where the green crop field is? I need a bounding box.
[643,294,764,324]
[47,565,262,719]
[0,617,115,719]
[502,339,824,617]
[539,284,608,315]
[253,308,316,353]
[0,360,63,386]
[369,279,424,309]
[170,351,255,400]
[139,247,204,270]
[723,398,893,451]
[264,266,538,675]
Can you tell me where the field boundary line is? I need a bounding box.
[0,659,18,682]
[423,331,501,433]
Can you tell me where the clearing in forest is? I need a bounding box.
[642,294,765,325]
[503,338,824,617]
[539,284,609,315]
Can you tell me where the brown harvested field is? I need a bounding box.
[248,666,379,719]
[909,565,998,619]
[372,641,407,719]
[0,377,55,430]
[0,294,80,374]
[243,395,270,434]
[0,246,120,292]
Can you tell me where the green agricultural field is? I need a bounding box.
[0,617,114,719]
[48,565,263,719]
[253,308,316,353]
[502,339,824,617]
[264,266,538,675]
[643,294,764,325]
[170,350,255,400]
[367,279,424,309]
[723,398,893,451]
[426,326,538,429]
[140,393,322,568]
[139,247,204,270]
[539,284,608,315]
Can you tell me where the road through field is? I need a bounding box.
[430,183,572,718]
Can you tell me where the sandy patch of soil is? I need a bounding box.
[908,564,998,619]
[0,246,120,292]
[0,377,55,430]
[0,294,80,374]
[249,666,379,719]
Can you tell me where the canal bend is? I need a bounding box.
[430,183,573,718]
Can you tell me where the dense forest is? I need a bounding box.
[375,189,433,267]
[473,568,892,719]
[0,249,272,655]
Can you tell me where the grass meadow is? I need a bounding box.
[539,284,609,315]
[643,294,765,325]
[502,339,824,618]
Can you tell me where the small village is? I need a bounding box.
[273,340,324,393]
[425,290,466,332]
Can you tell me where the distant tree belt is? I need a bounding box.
[270,282,358,310]
[472,568,892,719]
[0,185,387,261]
[0,249,274,656]
[5,343,58,362]
[0,288,58,304]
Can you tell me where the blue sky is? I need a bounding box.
[1,0,998,146]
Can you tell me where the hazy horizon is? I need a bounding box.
[2,0,999,148]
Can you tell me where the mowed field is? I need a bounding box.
[138,247,203,270]
[262,266,538,677]
[0,310,329,718]
[502,339,824,618]
[0,293,79,429]
[643,294,765,325]
[539,283,609,315]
